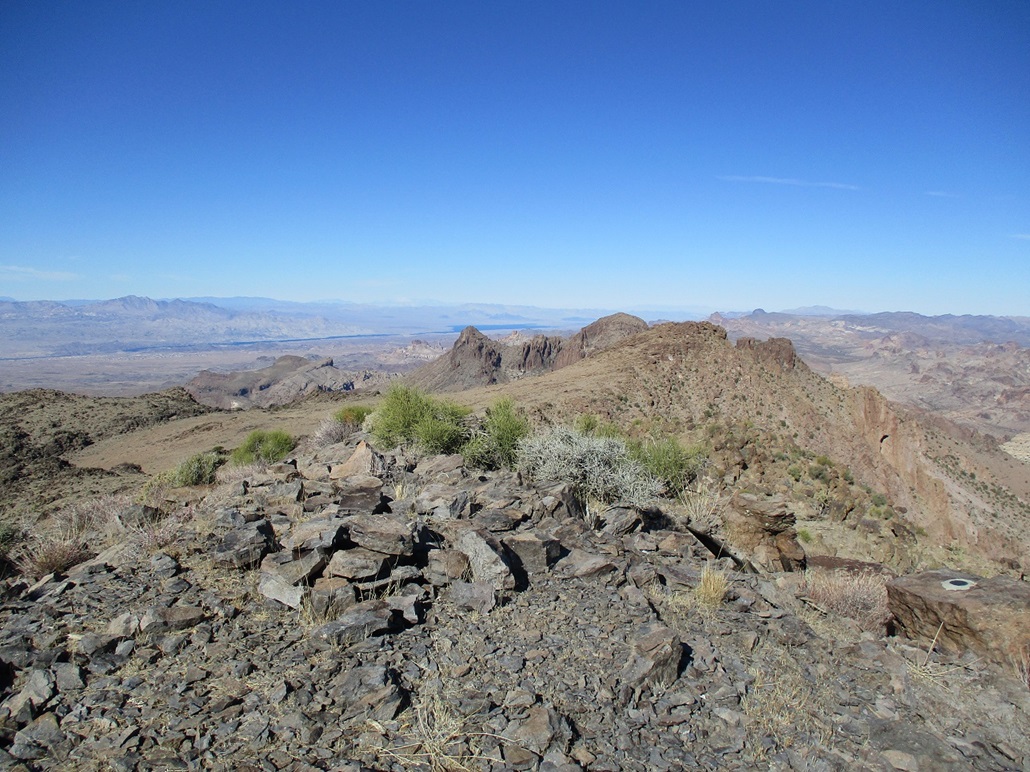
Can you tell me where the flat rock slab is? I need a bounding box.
[312,600,404,646]
[279,517,348,553]
[333,475,387,515]
[325,547,387,581]
[887,569,1030,670]
[348,514,418,556]
[330,441,386,479]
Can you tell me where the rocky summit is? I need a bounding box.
[1,430,1027,771]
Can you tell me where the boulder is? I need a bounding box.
[558,549,619,580]
[501,531,561,575]
[448,581,496,614]
[334,475,386,513]
[886,569,1030,670]
[311,600,405,646]
[138,606,208,634]
[620,624,682,703]
[325,547,387,581]
[330,441,386,479]
[279,516,347,554]
[425,549,471,587]
[348,514,419,556]
[722,491,806,572]
[451,527,515,590]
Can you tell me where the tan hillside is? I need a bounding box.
[449,321,1030,571]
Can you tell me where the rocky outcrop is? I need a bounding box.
[1,441,1028,770]
[186,356,390,409]
[886,569,1030,670]
[552,312,649,370]
[716,491,807,572]
[735,336,798,370]
[407,313,648,392]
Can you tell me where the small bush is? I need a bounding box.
[334,405,374,429]
[367,386,470,454]
[231,429,296,465]
[312,417,350,447]
[797,527,813,543]
[694,564,728,610]
[464,398,531,470]
[516,426,660,508]
[169,452,221,486]
[629,436,707,497]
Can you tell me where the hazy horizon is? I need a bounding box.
[2,2,1027,316]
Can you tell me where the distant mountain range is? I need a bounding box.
[0,295,620,359]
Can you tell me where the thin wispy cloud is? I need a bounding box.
[1010,233,1030,240]
[0,264,79,281]
[925,190,959,198]
[719,175,860,191]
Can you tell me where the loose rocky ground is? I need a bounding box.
[2,432,1027,771]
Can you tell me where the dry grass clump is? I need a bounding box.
[369,692,486,772]
[131,504,193,556]
[312,417,352,448]
[215,460,267,485]
[675,479,720,531]
[12,492,194,577]
[741,646,832,760]
[799,568,890,633]
[14,493,133,577]
[694,563,728,610]
[650,563,729,623]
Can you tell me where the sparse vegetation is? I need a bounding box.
[231,429,296,465]
[461,398,530,470]
[367,385,470,455]
[799,569,890,633]
[629,435,707,497]
[169,451,222,486]
[334,404,374,429]
[12,494,134,577]
[693,563,728,611]
[516,426,660,508]
[310,404,378,447]
[312,417,351,447]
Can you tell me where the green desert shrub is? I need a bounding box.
[463,398,531,469]
[334,404,374,428]
[169,451,222,486]
[629,436,707,497]
[231,429,296,465]
[367,385,470,454]
[574,413,623,439]
[516,426,660,508]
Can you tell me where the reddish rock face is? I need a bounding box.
[886,569,1030,670]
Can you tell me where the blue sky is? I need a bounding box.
[1,1,1027,315]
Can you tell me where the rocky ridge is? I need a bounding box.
[186,356,392,410]
[405,313,648,393]
[1,432,1028,770]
